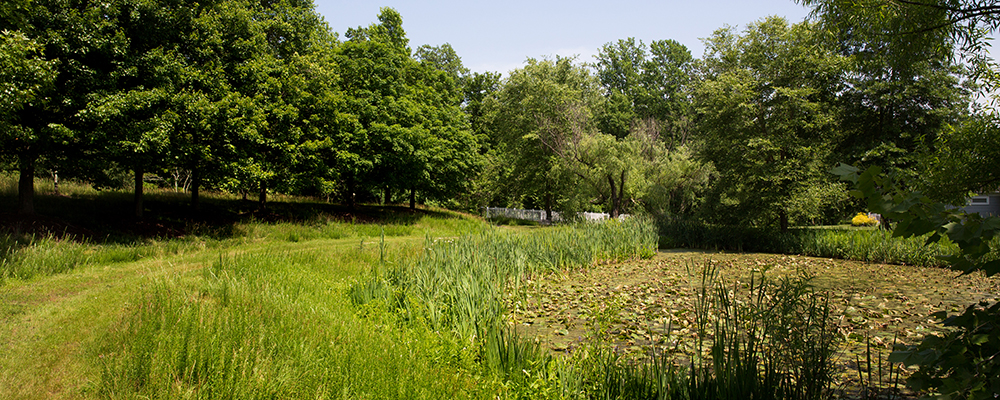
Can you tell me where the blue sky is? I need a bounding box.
[313,0,813,74]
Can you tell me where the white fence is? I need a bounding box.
[483,207,616,223]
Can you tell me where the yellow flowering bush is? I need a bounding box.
[851,212,878,227]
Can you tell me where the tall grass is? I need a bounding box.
[349,217,659,339]
[97,250,500,399]
[689,267,839,399]
[0,234,213,283]
[789,228,951,266]
[587,265,840,400]
[657,219,996,268]
[344,217,658,398]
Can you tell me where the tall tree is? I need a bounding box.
[485,57,603,220]
[594,38,694,146]
[336,8,413,207]
[0,0,116,215]
[80,0,197,218]
[0,31,57,187]
[414,43,469,88]
[336,8,479,209]
[695,17,847,231]
[798,0,1000,93]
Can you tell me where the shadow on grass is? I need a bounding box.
[0,189,464,245]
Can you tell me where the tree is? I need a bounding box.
[0,31,58,205]
[695,17,848,231]
[594,38,694,146]
[399,54,481,209]
[0,0,118,215]
[485,57,604,220]
[0,30,55,122]
[806,1,1000,397]
[801,0,977,190]
[0,30,55,215]
[79,0,197,218]
[798,0,1000,98]
[414,43,469,89]
[336,8,479,209]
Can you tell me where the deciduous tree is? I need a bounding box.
[695,17,847,231]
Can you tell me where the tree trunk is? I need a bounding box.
[779,209,789,232]
[409,187,416,210]
[383,186,391,205]
[134,165,144,219]
[191,166,201,211]
[607,174,619,219]
[544,179,552,222]
[258,184,267,210]
[17,153,36,215]
[346,178,356,209]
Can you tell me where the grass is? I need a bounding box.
[97,251,493,399]
[3,177,997,399]
[657,219,999,269]
[1,219,500,399]
[1,177,661,399]
[90,216,659,399]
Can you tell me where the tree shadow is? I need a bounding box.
[0,190,468,245]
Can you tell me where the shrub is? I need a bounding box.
[889,301,1000,400]
[851,212,879,227]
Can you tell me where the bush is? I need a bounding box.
[656,218,965,268]
[889,301,1000,400]
[851,212,879,227]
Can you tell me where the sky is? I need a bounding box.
[313,0,813,75]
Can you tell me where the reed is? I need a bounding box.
[587,263,840,400]
[657,219,996,268]
[349,217,659,339]
[97,250,499,399]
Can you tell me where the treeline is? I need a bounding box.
[475,17,979,230]
[1,2,478,217]
[1,1,990,228]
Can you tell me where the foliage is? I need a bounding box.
[834,163,1000,399]
[593,37,694,145]
[833,163,1000,276]
[336,8,480,208]
[0,30,55,120]
[889,301,1000,400]
[638,144,715,220]
[483,56,602,218]
[657,218,971,267]
[801,2,1000,395]
[852,212,879,227]
[921,113,1000,204]
[798,0,1000,101]
[695,17,849,231]
[348,217,658,339]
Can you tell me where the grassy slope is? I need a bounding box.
[0,213,484,399]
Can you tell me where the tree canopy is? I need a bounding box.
[0,1,984,235]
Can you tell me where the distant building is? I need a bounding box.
[963,193,1000,217]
